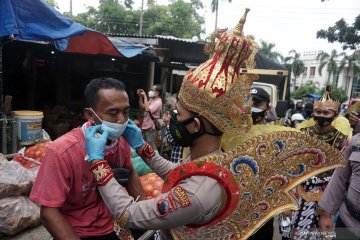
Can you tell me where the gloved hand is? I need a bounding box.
[122,120,145,149]
[85,125,109,162]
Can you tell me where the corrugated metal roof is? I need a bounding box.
[106,33,205,43]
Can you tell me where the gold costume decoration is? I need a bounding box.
[178,8,259,134]
[170,131,346,239]
[314,86,340,112]
[166,8,347,240]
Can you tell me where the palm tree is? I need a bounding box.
[211,0,232,29]
[284,50,305,89]
[338,51,360,94]
[259,40,283,63]
[317,49,345,86]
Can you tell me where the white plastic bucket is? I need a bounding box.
[13,110,44,145]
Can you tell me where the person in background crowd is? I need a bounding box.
[162,110,183,163]
[249,86,275,239]
[319,133,360,240]
[137,84,163,151]
[293,101,304,114]
[284,101,295,127]
[290,113,305,128]
[345,108,360,135]
[250,87,275,125]
[279,87,350,240]
[303,102,314,120]
[30,77,145,240]
[349,111,360,135]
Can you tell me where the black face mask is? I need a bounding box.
[313,116,333,127]
[251,111,266,124]
[169,116,203,147]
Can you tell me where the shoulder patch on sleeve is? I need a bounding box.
[157,194,178,217]
[172,186,191,207]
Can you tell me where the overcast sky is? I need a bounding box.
[56,0,359,57]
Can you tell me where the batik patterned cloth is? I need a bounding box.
[279,125,347,240]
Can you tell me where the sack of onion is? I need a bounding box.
[139,173,164,199]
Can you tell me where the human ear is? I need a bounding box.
[193,117,201,133]
[84,108,95,123]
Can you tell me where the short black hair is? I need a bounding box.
[84,77,126,109]
[154,84,163,96]
[304,102,314,111]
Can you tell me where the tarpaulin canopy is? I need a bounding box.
[0,0,148,58]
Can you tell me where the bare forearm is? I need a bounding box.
[143,97,150,112]
[127,169,146,200]
[41,207,79,240]
[138,97,144,109]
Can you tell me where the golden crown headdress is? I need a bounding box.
[314,86,340,112]
[178,8,259,134]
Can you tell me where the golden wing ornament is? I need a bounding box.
[168,131,346,240]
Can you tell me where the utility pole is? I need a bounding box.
[214,0,219,29]
[139,0,144,35]
[70,0,73,18]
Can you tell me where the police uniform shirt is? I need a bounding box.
[98,151,227,237]
[319,133,360,237]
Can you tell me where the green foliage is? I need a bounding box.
[44,0,58,9]
[68,0,204,38]
[284,50,305,88]
[319,86,348,103]
[291,81,320,99]
[317,50,345,84]
[317,15,360,50]
[259,40,283,63]
[291,82,348,103]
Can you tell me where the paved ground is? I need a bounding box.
[1,217,282,240]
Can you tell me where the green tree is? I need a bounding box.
[70,6,99,30]
[284,50,305,89]
[317,50,345,85]
[338,51,360,94]
[291,81,320,99]
[69,0,204,38]
[211,0,232,30]
[317,15,360,50]
[44,0,59,9]
[258,40,283,63]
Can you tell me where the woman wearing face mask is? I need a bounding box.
[279,87,351,240]
[137,84,163,151]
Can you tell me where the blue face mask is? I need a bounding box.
[90,109,128,140]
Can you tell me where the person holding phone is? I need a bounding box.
[137,85,163,151]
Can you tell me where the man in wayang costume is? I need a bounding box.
[279,87,351,240]
[84,9,346,240]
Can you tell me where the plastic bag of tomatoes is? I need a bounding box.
[13,141,52,169]
[139,173,164,199]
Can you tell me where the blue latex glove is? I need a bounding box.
[85,125,109,162]
[122,120,145,149]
